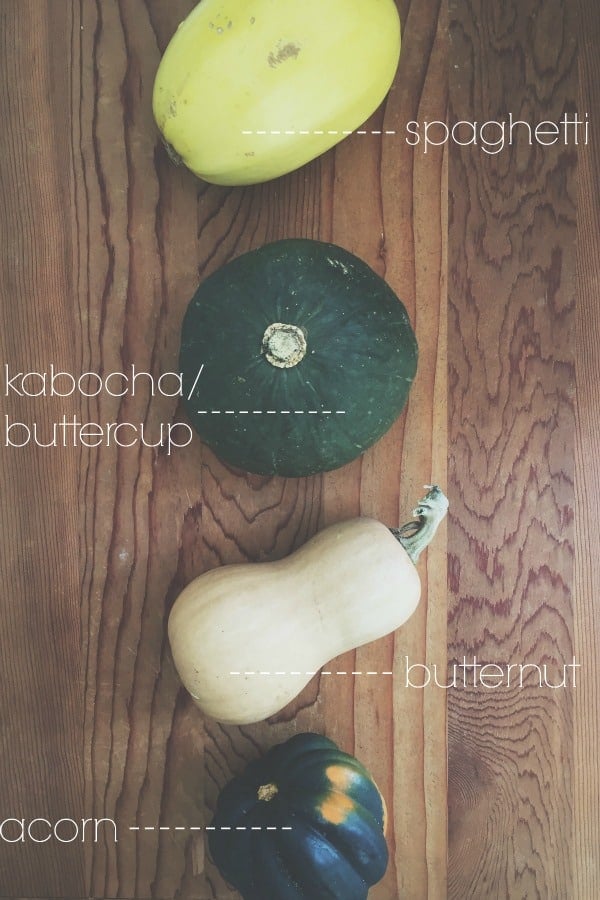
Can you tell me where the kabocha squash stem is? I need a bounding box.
[261,322,307,368]
[168,485,449,725]
[392,484,449,564]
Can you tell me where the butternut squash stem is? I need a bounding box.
[391,484,449,564]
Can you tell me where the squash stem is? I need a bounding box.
[391,485,449,564]
[257,783,279,802]
[162,137,183,167]
[262,322,307,368]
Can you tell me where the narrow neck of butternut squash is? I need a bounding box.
[391,485,449,564]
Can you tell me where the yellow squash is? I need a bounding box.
[168,486,447,724]
[152,0,401,185]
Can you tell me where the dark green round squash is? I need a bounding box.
[180,238,418,477]
[208,732,388,900]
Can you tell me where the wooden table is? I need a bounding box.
[0,1,597,897]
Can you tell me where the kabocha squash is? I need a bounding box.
[168,485,448,724]
[179,239,418,477]
[152,0,401,186]
[208,732,388,900]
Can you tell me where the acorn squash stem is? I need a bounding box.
[391,485,449,564]
[257,782,279,802]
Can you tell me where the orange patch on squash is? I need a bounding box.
[325,764,388,835]
[319,791,355,825]
[325,764,356,791]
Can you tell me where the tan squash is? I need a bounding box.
[168,486,448,724]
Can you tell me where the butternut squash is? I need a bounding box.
[168,486,448,724]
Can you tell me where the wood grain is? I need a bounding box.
[1,1,446,898]
[574,0,600,896]
[2,0,598,898]
[0,2,85,896]
[447,0,579,898]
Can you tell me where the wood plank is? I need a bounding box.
[574,0,600,896]
[323,2,448,896]
[0,2,85,896]
[447,0,578,897]
[69,1,446,898]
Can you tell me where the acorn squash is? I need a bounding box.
[208,732,388,900]
[152,0,401,185]
[179,239,418,477]
[168,485,448,724]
